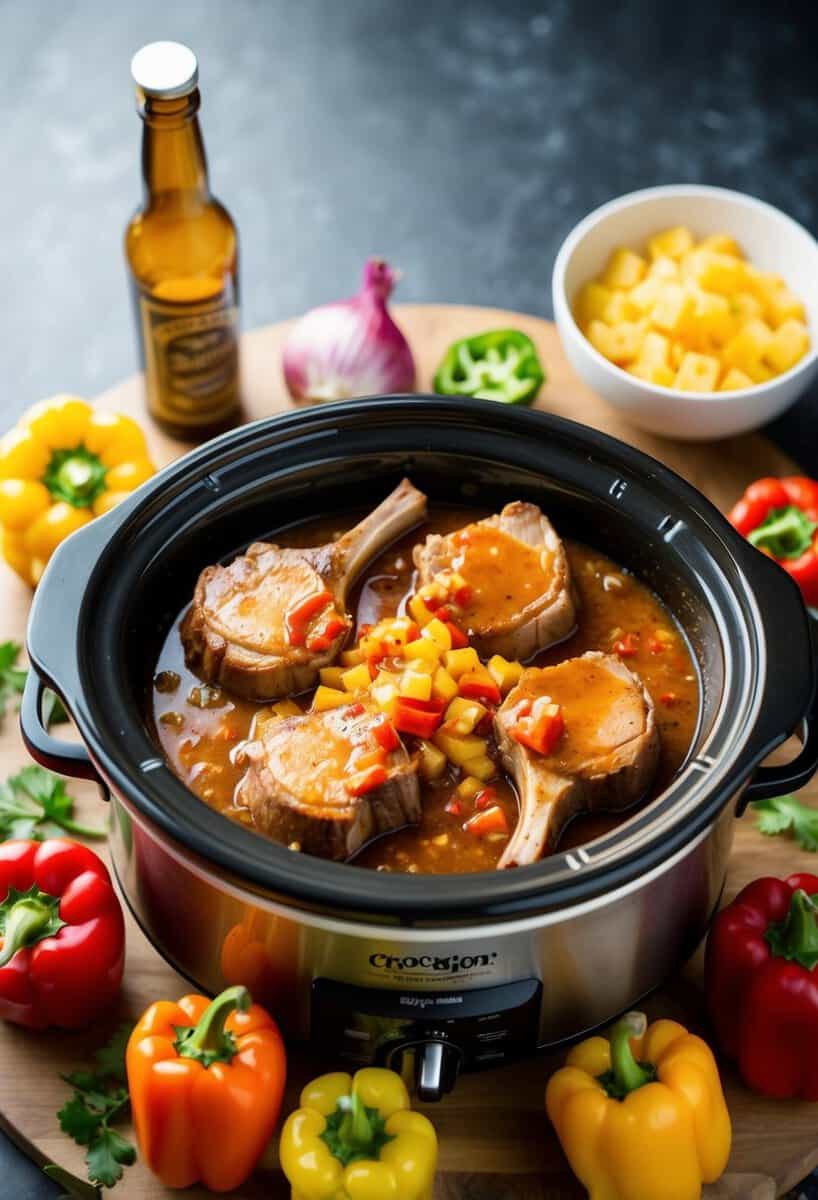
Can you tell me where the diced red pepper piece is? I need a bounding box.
[463,805,509,837]
[511,704,565,755]
[660,691,678,706]
[613,632,639,658]
[393,696,445,739]
[435,605,452,622]
[348,764,388,796]
[445,621,470,649]
[647,637,665,655]
[306,615,347,652]
[444,797,463,817]
[423,592,444,611]
[452,582,472,606]
[458,671,502,705]
[285,589,334,646]
[346,702,365,717]
[372,717,400,752]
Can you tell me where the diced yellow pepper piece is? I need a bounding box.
[432,666,459,703]
[408,593,436,627]
[340,648,364,667]
[647,226,694,261]
[467,754,498,782]
[444,647,482,679]
[575,281,612,325]
[319,667,346,689]
[311,686,351,712]
[401,669,433,702]
[456,775,485,801]
[433,731,487,767]
[443,696,486,735]
[719,368,754,391]
[270,699,302,719]
[421,617,452,654]
[342,662,372,693]
[403,635,441,666]
[674,352,721,392]
[417,740,447,782]
[601,247,647,291]
[764,319,810,374]
[370,681,399,715]
[487,655,524,694]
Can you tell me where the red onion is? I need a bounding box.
[282,259,416,404]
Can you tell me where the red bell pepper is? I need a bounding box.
[0,839,124,1030]
[510,699,565,756]
[285,589,334,646]
[729,476,818,606]
[393,696,445,739]
[705,873,818,1099]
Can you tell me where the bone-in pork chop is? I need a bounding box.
[413,501,576,660]
[234,702,419,860]
[181,479,427,700]
[494,651,659,867]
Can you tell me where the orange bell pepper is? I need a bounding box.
[126,985,286,1192]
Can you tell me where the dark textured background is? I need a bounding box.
[2,0,818,1195]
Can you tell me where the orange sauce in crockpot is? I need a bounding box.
[151,508,699,874]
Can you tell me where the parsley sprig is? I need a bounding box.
[0,639,68,727]
[0,764,105,842]
[752,794,818,852]
[56,1024,136,1190]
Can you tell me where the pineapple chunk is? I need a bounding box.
[443,696,487,736]
[340,648,364,667]
[312,686,352,712]
[319,666,346,689]
[648,256,679,282]
[766,286,807,329]
[421,617,453,654]
[575,281,612,325]
[433,730,487,767]
[467,754,498,782]
[674,352,721,392]
[587,319,645,365]
[727,291,763,325]
[404,635,441,666]
[722,318,774,373]
[487,655,524,694]
[647,226,694,261]
[690,290,733,344]
[628,362,676,387]
[269,699,302,719]
[444,647,481,679]
[370,681,399,714]
[719,368,754,391]
[342,662,372,693]
[684,249,747,294]
[764,319,810,374]
[432,666,460,703]
[457,775,485,801]
[417,740,447,782]
[628,278,663,315]
[400,669,433,702]
[639,330,671,367]
[651,285,696,335]
[602,290,639,324]
[408,593,436,627]
[698,233,742,257]
[602,247,647,291]
[670,342,684,369]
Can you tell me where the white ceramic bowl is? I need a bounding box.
[553,185,818,440]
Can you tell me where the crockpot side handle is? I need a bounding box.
[733,535,818,814]
[20,671,107,789]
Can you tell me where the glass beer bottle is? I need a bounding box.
[126,41,241,440]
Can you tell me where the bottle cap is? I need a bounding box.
[131,41,198,99]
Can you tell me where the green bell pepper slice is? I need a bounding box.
[433,329,545,405]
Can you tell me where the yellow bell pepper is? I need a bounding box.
[546,1011,731,1200]
[0,395,155,586]
[280,1067,437,1200]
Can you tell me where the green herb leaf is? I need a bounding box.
[84,1129,136,1189]
[58,1026,136,1190]
[0,764,105,842]
[752,794,818,852]
[0,640,27,722]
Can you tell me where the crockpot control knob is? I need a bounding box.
[414,1039,462,1103]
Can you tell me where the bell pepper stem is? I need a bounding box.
[748,505,817,560]
[609,1011,653,1095]
[337,1091,375,1151]
[175,985,250,1066]
[766,889,818,970]
[0,888,64,967]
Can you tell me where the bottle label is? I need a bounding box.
[138,286,240,429]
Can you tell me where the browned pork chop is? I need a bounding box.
[494,652,659,868]
[181,479,427,700]
[413,501,576,660]
[234,703,420,860]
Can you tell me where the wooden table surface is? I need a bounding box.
[1,306,816,1199]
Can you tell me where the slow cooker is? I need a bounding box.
[21,397,818,1101]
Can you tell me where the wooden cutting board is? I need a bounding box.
[0,306,815,1200]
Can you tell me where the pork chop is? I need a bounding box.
[181,479,427,700]
[234,702,420,860]
[494,652,659,867]
[413,501,576,660]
